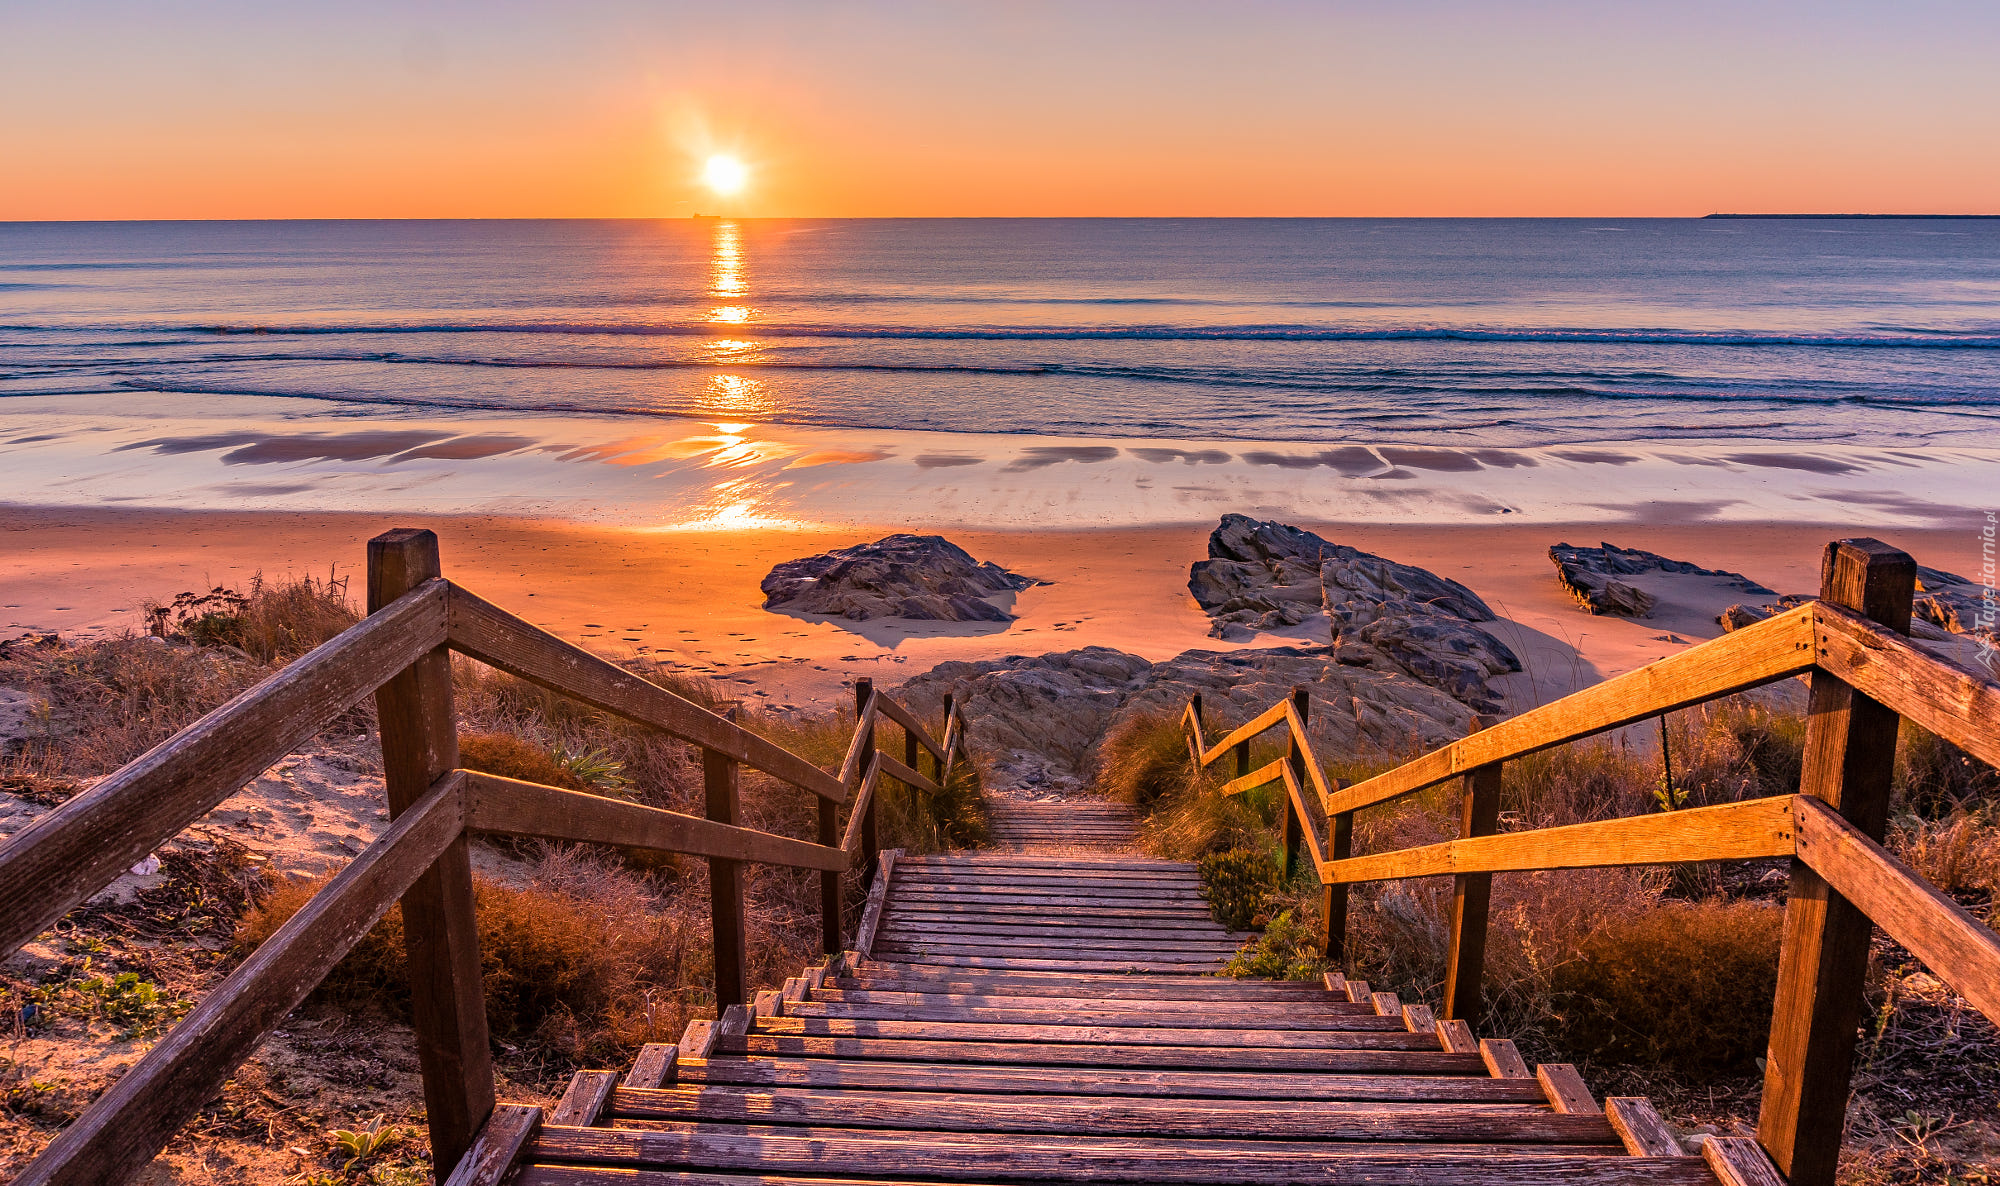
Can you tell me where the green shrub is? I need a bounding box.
[1222,909,1326,981]
[1551,899,1781,1071]
[1198,847,1279,931]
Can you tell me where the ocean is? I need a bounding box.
[6,217,2000,448]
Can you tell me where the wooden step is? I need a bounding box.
[811,989,1370,1015]
[515,1126,1714,1183]
[607,1085,1621,1143]
[750,1016,1439,1050]
[726,1033,1482,1073]
[782,1002,1410,1031]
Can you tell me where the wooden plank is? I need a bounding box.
[517,1165,1709,1186]
[1606,1097,1682,1156]
[0,576,447,959]
[1437,1020,1477,1054]
[834,692,878,791]
[892,872,1198,889]
[1443,762,1501,1020]
[1760,538,1914,1186]
[12,778,464,1186]
[835,976,1340,1001]
[1327,605,1818,818]
[1813,601,2000,771]
[837,757,882,854]
[726,1032,1487,1074]
[1343,979,1371,1004]
[523,1127,1693,1182]
[367,530,491,1181]
[441,1104,541,1186]
[881,915,1231,937]
[623,1044,678,1089]
[872,693,947,763]
[1196,699,1292,766]
[1219,758,1286,797]
[1480,1039,1531,1079]
[1286,698,1339,815]
[1278,763,1330,874]
[749,1016,1437,1050]
[1795,796,2000,1026]
[869,949,1231,970]
[810,989,1371,1015]
[898,856,1196,872]
[1325,795,1797,885]
[785,1002,1408,1031]
[1402,1005,1437,1035]
[873,750,940,796]
[446,584,844,801]
[852,848,900,958]
[818,795,841,954]
[876,934,1243,954]
[1704,1136,1789,1186]
[1536,1064,1600,1114]
[1371,992,1400,1017]
[678,1019,718,1060]
[753,989,783,1018]
[609,1084,1622,1143]
[548,1071,619,1127]
[463,772,848,872]
[677,1056,1548,1101]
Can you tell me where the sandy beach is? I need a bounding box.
[4,502,1979,715]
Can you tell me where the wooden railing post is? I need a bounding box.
[1442,761,1502,1021]
[366,529,493,1177]
[1321,810,1353,969]
[938,692,955,784]
[856,678,878,881]
[705,706,748,1008]
[1758,539,1916,1186]
[1283,687,1310,879]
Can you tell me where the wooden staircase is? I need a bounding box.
[501,799,1770,1185]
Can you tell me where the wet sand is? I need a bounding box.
[2,504,1978,715]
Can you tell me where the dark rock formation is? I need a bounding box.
[1550,542,1774,619]
[761,534,1039,623]
[897,644,1475,790]
[1916,566,1998,643]
[1187,515,1520,712]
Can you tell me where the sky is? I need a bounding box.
[4,0,1998,219]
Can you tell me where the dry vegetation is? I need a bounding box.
[0,574,983,1183]
[1102,698,2000,1183]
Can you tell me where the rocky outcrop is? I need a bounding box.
[1550,543,1774,619]
[1915,566,1997,643]
[762,535,1039,623]
[1187,515,1520,712]
[897,644,1475,789]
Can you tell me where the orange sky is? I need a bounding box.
[4,2,1997,219]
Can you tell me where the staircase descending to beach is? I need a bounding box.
[508,797,1735,1184]
[12,531,1998,1186]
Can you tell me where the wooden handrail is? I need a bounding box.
[463,772,850,872]
[1812,601,2000,770]
[1322,795,1798,884]
[0,528,980,1186]
[1794,796,2000,1024]
[1324,605,1818,819]
[15,773,467,1186]
[1181,540,2000,1186]
[0,578,449,957]
[447,585,846,802]
[839,755,885,854]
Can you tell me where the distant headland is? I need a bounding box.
[1704,212,1999,219]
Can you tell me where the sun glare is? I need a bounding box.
[702,155,748,196]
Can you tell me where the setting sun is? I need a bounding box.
[701,154,748,196]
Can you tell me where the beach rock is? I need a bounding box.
[1551,542,1774,619]
[1187,515,1520,712]
[761,534,1039,623]
[1915,566,1998,642]
[897,644,1474,788]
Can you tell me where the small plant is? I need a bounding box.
[554,745,633,796]
[72,968,182,1039]
[1221,909,1326,980]
[1197,847,1279,931]
[330,1117,403,1173]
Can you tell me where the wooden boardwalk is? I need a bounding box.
[506,798,1750,1184]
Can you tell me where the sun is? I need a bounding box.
[702,155,748,197]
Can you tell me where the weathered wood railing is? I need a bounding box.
[0,528,965,1186]
[1184,538,2000,1186]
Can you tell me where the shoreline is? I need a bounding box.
[5,503,1980,715]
